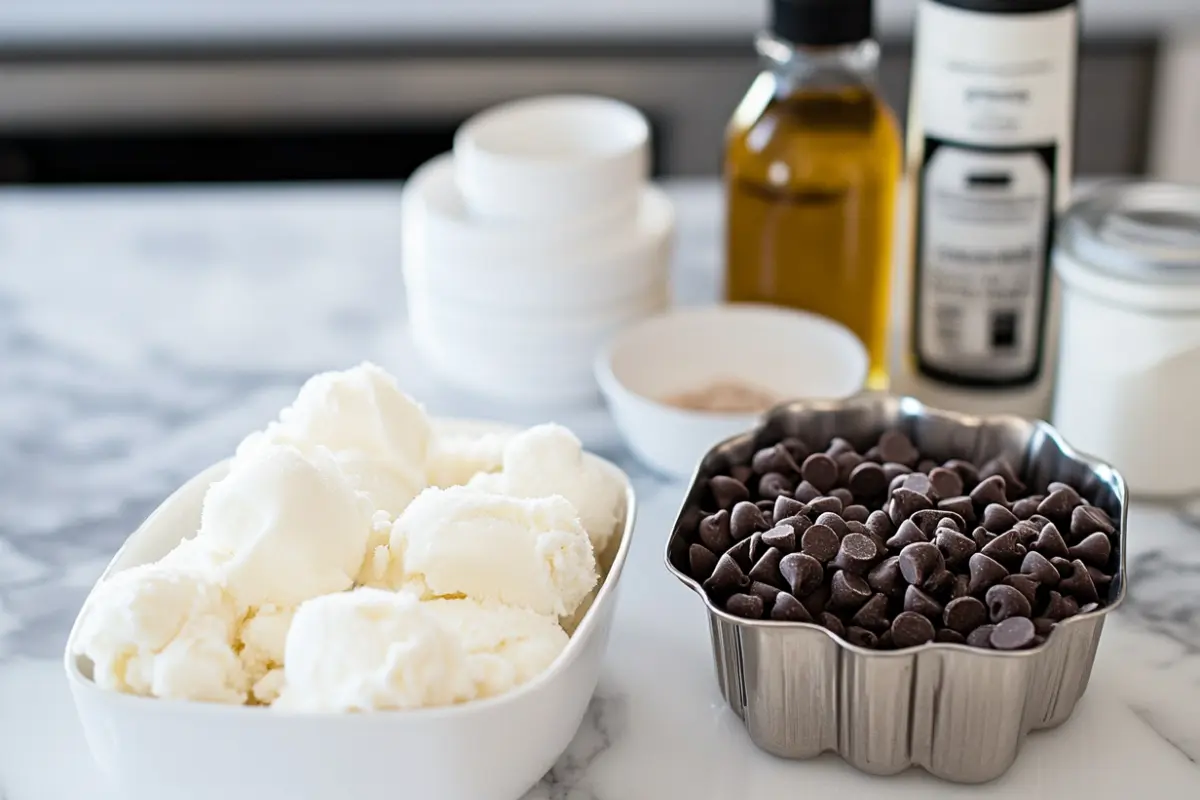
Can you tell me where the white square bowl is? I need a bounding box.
[63,419,636,800]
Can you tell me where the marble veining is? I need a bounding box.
[0,182,1197,799]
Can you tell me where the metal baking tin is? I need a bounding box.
[665,394,1128,784]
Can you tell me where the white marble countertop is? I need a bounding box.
[0,180,1198,799]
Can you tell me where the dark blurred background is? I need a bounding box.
[0,0,1196,184]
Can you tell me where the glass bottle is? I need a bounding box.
[725,0,900,389]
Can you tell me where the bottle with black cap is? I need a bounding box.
[725,0,900,389]
[896,0,1080,418]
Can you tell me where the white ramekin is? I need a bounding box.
[64,420,636,800]
[453,95,649,222]
[595,304,870,478]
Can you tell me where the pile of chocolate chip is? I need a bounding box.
[681,430,1119,651]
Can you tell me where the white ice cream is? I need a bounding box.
[236,362,430,517]
[425,428,511,488]
[237,604,294,695]
[422,599,568,698]
[199,444,373,609]
[274,588,476,712]
[468,423,623,555]
[392,486,598,618]
[73,562,248,704]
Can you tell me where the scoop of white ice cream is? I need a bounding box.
[73,562,247,704]
[237,604,294,690]
[422,599,568,698]
[237,362,429,517]
[468,423,623,555]
[393,486,597,618]
[199,444,373,609]
[274,588,476,712]
[425,429,511,488]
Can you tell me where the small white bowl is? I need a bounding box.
[595,305,869,478]
[454,95,649,222]
[64,420,636,800]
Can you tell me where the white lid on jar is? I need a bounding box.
[1056,182,1200,312]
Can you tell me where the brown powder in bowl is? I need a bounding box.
[661,380,779,414]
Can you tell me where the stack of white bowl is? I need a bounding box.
[402,95,674,407]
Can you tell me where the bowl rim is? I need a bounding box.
[594,303,869,423]
[663,392,1130,659]
[63,418,638,720]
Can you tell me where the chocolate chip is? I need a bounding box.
[815,512,849,538]
[990,617,1036,650]
[704,554,750,594]
[851,593,892,633]
[835,452,864,484]
[981,530,1027,568]
[966,624,996,649]
[800,524,840,563]
[923,567,956,594]
[980,457,1026,499]
[1011,520,1042,547]
[1004,574,1039,605]
[826,437,856,457]
[1038,487,1082,520]
[919,458,940,474]
[815,613,843,638]
[688,544,719,581]
[806,496,843,516]
[1087,566,1112,588]
[927,467,964,500]
[982,503,1019,533]
[761,525,797,553]
[904,585,944,619]
[987,584,1033,622]
[936,628,967,645]
[828,571,873,611]
[726,593,764,619]
[848,462,887,499]
[1033,617,1055,636]
[846,520,868,536]
[970,475,1007,507]
[780,437,810,463]
[698,510,733,553]
[903,472,935,497]
[748,547,784,587]
[1069,532,1112,567]
[779,552,825,597]
[935,527,977,568]
[891,611,936,648]
[730,502,770,541]
[878,430,920,467]
[708,475,750,511]
[843,504,870,524]
[749,581,782,605]
[943,459,981,487]
[968,553,1009,595]
[882,462,912,483]
[1042,592,1079,621]
[775,514,813,538]
[1071,505,1115,540]
[772,496,805,523]
[865,510,894,540]
[936,517,960,531]
[757,473,793,501]
[951,574,971,599]
[831,533,880,575]
[886,519,928,550]
[937,495,976,525]
[943,596,988,634]
[1021,551,1060,586]
[726,537,754,570]
[1059,559,1100,604]
[1028,514,1054,530]
[730,465,755,486]
[800,453,839,493]
[862,446,882,462]
[867,556,905,599]
[1034,523,1070,559]
[749,532,767,565]
[752,444,800,478]
[771,592,813,622]
[1011,496,1042,520]
[830,488,855,507]
[888,488,934,526]
[802,583,830,616]
[910,508,965,535]
[898,542,944,586]
[971,527,995,550]
[844,626,877,648]
[793,481,821,503]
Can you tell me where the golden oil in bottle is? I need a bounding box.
[725,0,900,388]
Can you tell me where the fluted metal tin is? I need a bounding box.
[666,394,1128,783]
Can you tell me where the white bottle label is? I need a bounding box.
[910,1,1077,386]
